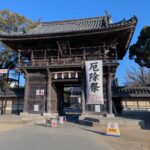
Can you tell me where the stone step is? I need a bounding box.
[79,115,145,128]
[0,115,46,124]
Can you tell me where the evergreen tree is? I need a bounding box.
[129,26,150,67]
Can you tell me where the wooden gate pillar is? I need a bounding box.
[47,71,51,113]
[23,71,29,112]
[107,72,113,114]
[81,74,86,114]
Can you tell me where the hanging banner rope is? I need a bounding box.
[85,60,104,104]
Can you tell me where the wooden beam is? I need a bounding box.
[23,70,29,112]
[107,72,113,114]
[47,69,51,113]
[81,73,86,114]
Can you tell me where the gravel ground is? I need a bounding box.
[0,121,150,150]
[0,124,23,132]
[92,125,150,150]
[0,111,150,150]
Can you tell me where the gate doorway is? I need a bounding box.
[63,87,82,116]
[54,82,82,120]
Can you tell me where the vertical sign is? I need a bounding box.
[36,89,40,96]
[40,89,44,95]
[85,60,104,104]
[34,105,39,112]
[95,105,101,112]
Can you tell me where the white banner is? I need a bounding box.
[85,60,104,104]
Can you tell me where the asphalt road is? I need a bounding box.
[0,115,110,150]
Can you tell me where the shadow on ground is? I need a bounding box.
[81,128,106,136]
[34,123,47,127]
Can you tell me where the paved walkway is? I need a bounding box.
[0,118,110,150]
[0,112,150,150]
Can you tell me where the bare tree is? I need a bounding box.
[125,66,150,86]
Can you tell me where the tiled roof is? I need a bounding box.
[27,16,109,35]
[112,86,150,97]
[0,16,137,37]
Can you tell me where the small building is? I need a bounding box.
[113,86,150,114]
[1,86,150,115]
[0,88,24,114]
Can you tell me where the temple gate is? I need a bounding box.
[0,14,137,115]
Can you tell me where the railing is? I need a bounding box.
[18,56,118,67]
[19,57,83,67]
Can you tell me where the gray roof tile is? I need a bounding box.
[0,16,138,37]
[26,16,106,34]
[113,86,150,97]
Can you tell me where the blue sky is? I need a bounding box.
[0,0,150,85]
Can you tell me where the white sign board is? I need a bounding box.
[95,105,101,112]
[34,105,39,112]
[36,89,40,96]
[36,89,44,96]
[0,69,8,74]
[85,60,104,104]
[40,89,44,95]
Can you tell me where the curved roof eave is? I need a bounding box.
[0,16,138,41]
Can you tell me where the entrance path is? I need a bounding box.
[0,114,150,150]
[0,118,110,150]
